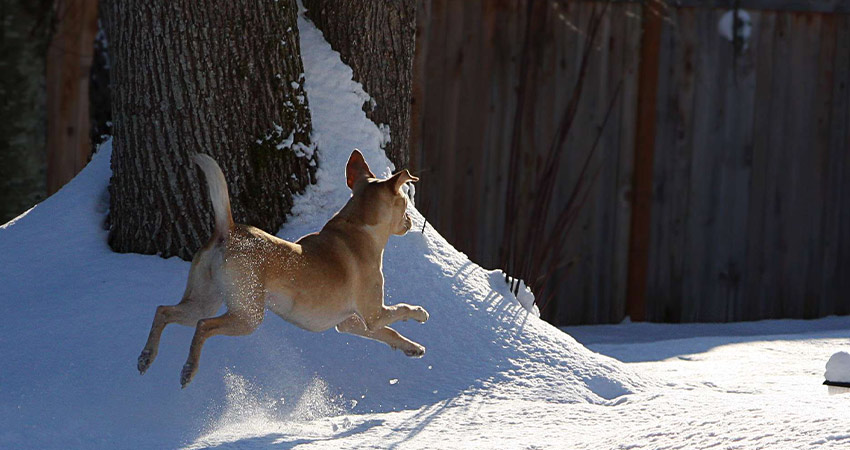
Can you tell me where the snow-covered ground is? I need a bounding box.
[2,11,849,450]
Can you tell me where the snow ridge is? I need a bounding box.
[0,12,647,450]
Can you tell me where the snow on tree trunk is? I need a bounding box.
[102,0,316,260]
[303,0,415,168]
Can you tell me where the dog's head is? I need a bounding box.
[346,149,419,236]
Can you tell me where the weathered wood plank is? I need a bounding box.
[46,0,98,194]
[822,13,850,315]
[438,0,464,242]
[646,4,675,322]
[552,0,590,324]
[626,0,663,322]
[682,8,724,322]
[784,13,823,318]
[452,0,485,255]
[808,13,837,317]
[589,3,619,323]
[574,0,850,14]
[409,0,431,175]
[743,10,776,320]
[836,15,850,316]
[479,0,519,268]
[763,11,793,317]
[596,5,631,323]
[610,2,642,323]
[709,7,758,322]
[648,6,698,322]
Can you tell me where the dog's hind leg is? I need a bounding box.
[336,315,425,358]
[180,301,264,388]
[139,249,225,375]
[138,294,219,375]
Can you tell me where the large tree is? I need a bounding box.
[103,0,316,260]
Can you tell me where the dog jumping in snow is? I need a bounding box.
[137,150,429,387]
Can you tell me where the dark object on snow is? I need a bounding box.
[823,380,850,388]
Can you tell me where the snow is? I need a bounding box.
[717,9,753,47]
[0,12,640,450]
[489,272,539,317]
[510,276,539,317]
[825,351,850,384]
[2,10,849,450]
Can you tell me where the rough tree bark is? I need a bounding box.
[303,0,415,168]
[102,0,316,260]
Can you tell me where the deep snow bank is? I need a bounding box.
[0,13,648,449]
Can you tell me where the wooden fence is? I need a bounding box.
[410,0,850,324]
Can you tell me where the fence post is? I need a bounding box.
[625,0,663,322]
[46,0,99,194]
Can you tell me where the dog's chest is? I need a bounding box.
[265,291,294,317]
[265,289,352,333]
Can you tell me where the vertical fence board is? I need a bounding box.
[610,3,642,322]
[625,0,663,322]
[809,13,837,316]
[761,11,792,317]
[648,7,697,322]
[744,11,776,319]
[785,13,822,317]
[823,14,850,315]
[418,0,447,225]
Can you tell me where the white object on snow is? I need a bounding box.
[718,10,752,46]
[825,351,850,383]
[515,279,540,317]
[495,272,540,317]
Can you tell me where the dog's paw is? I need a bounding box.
[180,362,197,388]
[403,343,425,358]
[138,350,155,375]
[412,306,429,324]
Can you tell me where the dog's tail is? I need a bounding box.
[192,153,234,236]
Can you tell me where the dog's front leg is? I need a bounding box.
[360,302,430,331]
[180,308,263,388]
[336,315,425,357]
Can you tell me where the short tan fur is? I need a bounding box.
[137,150,428,388]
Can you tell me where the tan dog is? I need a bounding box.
[137,150,429,387]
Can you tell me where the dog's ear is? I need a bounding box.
[346,149,375,189]
[387,169,419,192]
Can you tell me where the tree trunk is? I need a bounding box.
[303,0,415,169]
[103,0,316,260]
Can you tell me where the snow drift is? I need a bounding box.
[0,14,648,449]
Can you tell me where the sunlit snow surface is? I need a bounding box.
[1,11,849,450]
[0,12,640,450]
